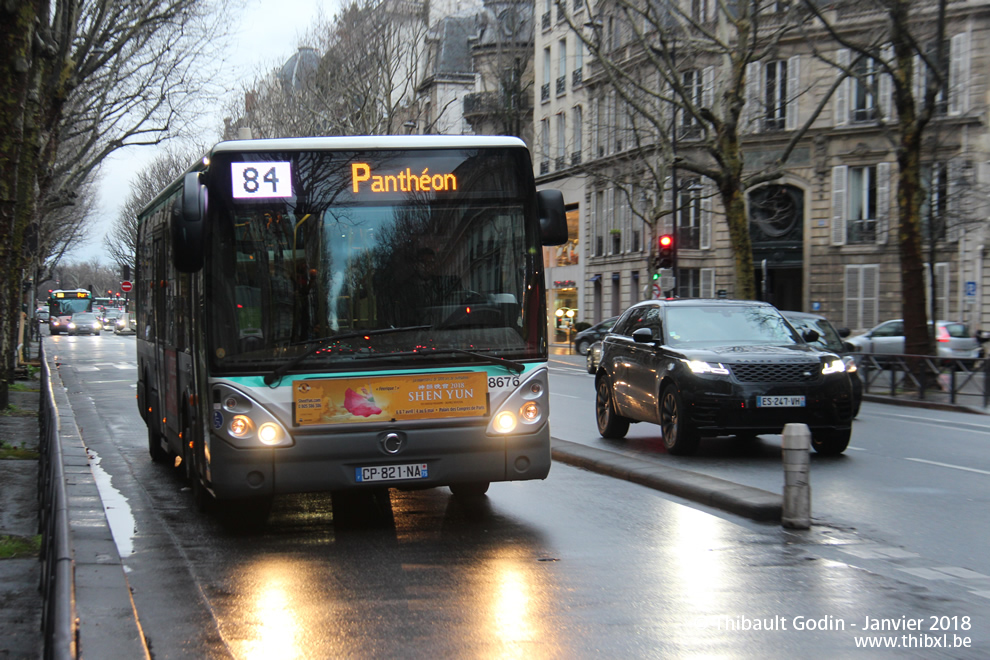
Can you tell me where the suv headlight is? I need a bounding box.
[822,358,847,375]
[683,359,730,375]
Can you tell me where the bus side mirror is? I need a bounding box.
[537,189,568,246]
[173,171,206,273]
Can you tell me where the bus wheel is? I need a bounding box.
[148,423,168,463]
[449,482,490,497]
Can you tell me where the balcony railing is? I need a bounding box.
[463,91,499,117]
[572,68,583,86]
[556,76,566,95]
[540,160,550,175]
[541,12,551,29]
[541,83,550,102]
[571,151,582,166]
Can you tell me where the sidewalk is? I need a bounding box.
[0,337,43,659]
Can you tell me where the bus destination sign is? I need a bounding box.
[231,161,293,199]
[351,163,457,194]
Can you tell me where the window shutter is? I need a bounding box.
[702,66,715,111]
[949,32,970,115]
[744,61,761,133]
[701,268,715,298]
[786,55,800,130]
[700,183,712,250]
[876,161,890,244]
[946,158,962,242]
[844,265,859,328]
[879,46,893,120]
[834,49,849,127]
[662,176,673,235]
[862,265,878,328]
[831,165,848,245]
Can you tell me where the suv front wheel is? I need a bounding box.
[596,377,630,439]
[811,428,851,455]
[659,384,700,456]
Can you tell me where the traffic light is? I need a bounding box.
[657,234,675,269]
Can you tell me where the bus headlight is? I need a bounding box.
[520,401,540,422]
[493,411,517,433]
[229,415,253,437]
[258,423,281,446]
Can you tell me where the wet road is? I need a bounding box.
[51,334,990,658]
[547,351,990,578]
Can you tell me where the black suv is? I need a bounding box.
[594,299,855,455]
[572,316,618,355]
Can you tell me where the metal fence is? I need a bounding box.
[38,339,77,659]
[856,353,990,410]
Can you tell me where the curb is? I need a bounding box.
[551,438,782,522]
[45,343,150,659]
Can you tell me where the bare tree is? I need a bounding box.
[104,146,206,272]
[799,0,968,356]
[0,0,231,407]
[563,0,842,298]
[234,0,430,139]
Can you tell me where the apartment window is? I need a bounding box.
[572,105,583,165]
[556,112,566,170]
[677,179,702,249]
[848,166,877,243]
[557,39,567,96]
[594,96,604,157]
[852,57,878,122]
[765,60,787,130]
[610,193,623,254]
[542,0,551,30]
[573,43,583,86]
[844,264,879,330]
[682,70,702,134]
[921,162,948,240]
[675,268,715,299]
[593,190,605,256]
[540,118,550,174]
[542,48,551,102]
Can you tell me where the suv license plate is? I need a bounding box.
[356,463,429,483]
[757,396,806,408]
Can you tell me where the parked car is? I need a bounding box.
[586,340,603,374]
[595,299,855,456]
[781,310,863,418]
[36,308,49,322]
[113,312,137,335]
[573,316,618,355]
[67,312,102,336]
[846,319,981,361]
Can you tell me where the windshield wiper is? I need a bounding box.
[263,325,431,386]
[352,348,525,374]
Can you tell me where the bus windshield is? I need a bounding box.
[205,147,544,374]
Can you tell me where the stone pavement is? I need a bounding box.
[0,339,43,660]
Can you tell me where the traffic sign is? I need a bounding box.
[120,281,133,292]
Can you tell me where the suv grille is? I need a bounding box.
[728,362,819,382]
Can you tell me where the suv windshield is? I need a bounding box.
[665,304,803,347]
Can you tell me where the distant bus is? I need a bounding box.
[47,289,93,335]
[135,136,567,512]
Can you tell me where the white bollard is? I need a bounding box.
[782,423,811,529]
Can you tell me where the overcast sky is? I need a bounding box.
[74,0,340,265]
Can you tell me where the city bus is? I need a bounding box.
[47,289,93,334]
[135,135,567,511]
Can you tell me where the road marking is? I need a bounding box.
[869,411,990,435]
[898,566,990,580]
[904,457,990,476]
[838,545,919,559]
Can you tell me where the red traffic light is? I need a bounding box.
[657,234,675,269]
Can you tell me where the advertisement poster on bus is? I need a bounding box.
[293,372,488,425]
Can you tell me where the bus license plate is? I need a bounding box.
[356,463,429,483]
[756,396,805,408]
